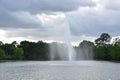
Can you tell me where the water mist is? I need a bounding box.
[48,15,76,61]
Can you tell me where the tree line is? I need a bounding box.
[94,33,120,60]
[0,41,49,60]
[0,33,120,61]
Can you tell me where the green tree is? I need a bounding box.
[13,48,24,60]
[108,45,120,60]
[0,48,6,59]
[19,40,49,60]
[112,38,120,46]
[94,46,109,60]
[11,41,18,47]
[0,41,4,46]
[108,38,120,60]
[95,33,111,47]
[94,33,111,60]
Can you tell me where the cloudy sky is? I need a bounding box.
[0,0,120,46]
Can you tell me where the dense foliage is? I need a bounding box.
[0,33,120,61]
[0,41,49,60]
[94,33,120,60]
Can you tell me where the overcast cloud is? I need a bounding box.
[0,0,120,45]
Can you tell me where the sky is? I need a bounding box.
[0,0,120,46]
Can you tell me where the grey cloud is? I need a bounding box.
[0,0,95,29]
[6,28,65,41]
[0,6,42,29]
[66,8,120,37]
[0,0,95,13]
[104,0,120,11]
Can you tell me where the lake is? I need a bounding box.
[0,61,120,80]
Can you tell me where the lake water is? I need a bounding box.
[0,61,120,80]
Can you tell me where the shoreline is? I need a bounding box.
[0,60,120,63]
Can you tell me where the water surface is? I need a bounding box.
[0,61,120,80]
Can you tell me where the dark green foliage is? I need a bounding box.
[94,33,120,61]
[108,45,120,60]
[108,38,120,60]
[19,40,49,60]
[94,46,110,60]
[94,33,111,60]
[12,48,24,60]
[0,48,6,59]
[0,40,50,60]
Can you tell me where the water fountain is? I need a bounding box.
[44,14,93,61]
[49,17,76,61]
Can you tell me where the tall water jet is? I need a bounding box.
[47,14,76,61]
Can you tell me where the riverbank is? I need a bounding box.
[0,60,19,63]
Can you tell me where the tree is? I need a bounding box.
[94,33,111,60]
[0,41,4,46]
[108,45,120,60]
[13,48,24,60]
[11,41,18,48]
[0,48,6,59]
[19,40,49,60]
[95,33,111,47]
[19,41,32,60]
[78,40,94,60]
[94,46,109,60]
[112,38,120,46]
[108,38,120,60]
[1,43,15,56]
